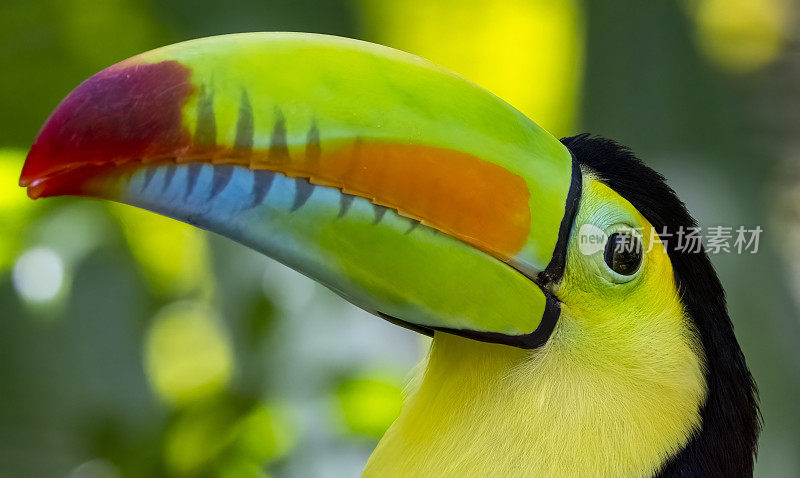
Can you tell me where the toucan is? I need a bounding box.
[19,33,759,477]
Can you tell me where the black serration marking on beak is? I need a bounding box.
[291,179,315,211]
[210,165,234,198]
[162,164,177,192]
[250,170,275,206]
[337,194,354,218]
[405,219,420,234]
[538,155,582,285]
[306,120,321,164]
[372,204,387,224]
[269,107,290,162]
[233,89,254,153]
[185,163,203,198]
[142,167,157,191]
[195,87,217,148]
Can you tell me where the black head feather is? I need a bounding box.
[562,134,761,478]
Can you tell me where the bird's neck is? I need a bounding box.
[365,329,706,477]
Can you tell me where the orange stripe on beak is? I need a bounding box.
[293,142,531,260]
[25,140,531,262]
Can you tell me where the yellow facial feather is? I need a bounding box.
[364,177,707,477]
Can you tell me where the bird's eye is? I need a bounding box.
[603,232,642,276]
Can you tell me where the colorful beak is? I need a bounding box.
[20,33,580,348]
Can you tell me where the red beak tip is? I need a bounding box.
[25,185,42,199]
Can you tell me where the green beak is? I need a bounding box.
[20,33,580,348]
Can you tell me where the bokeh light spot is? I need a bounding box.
[687,0,790,72]
[145,302,233,405]
[335,372,403,438]
[230,404,297,463]
[12,247,64,303]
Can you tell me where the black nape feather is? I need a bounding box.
[562,134,761,478]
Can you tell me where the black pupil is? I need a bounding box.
[603,232,642,276]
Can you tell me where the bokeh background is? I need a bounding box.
[1,0,798,476]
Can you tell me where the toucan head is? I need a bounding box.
[19,33,759,475]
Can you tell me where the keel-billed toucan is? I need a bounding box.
[19,33,759,477]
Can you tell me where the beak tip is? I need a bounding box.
[19,59,194,201]
[19,146,47,190]
[18,166,44,198]
[26,187,42,200]
[19,158,35,191]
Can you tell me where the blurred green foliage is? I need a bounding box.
[334,372,403,439]
[0,1,798,477]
